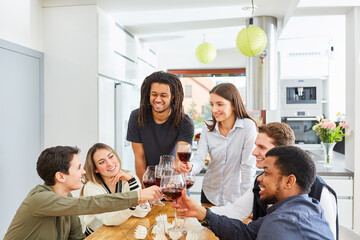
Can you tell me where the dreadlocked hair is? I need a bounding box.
[138,71,188,130]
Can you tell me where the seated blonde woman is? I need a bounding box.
[81,143,150,235]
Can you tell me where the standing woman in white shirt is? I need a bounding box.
[81,143,150,236]
[177,83,257,206]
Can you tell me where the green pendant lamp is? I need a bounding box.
[195,35,217,64]
[236,18,267,57]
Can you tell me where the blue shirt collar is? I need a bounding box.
[267,194,309,214]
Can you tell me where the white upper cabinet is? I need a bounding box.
[98,9,138,84]
[43,5,156,153]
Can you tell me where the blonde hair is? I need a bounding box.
[80,143,122,196]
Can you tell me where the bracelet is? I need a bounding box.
[199,207,211,227]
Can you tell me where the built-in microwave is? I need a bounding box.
[281,116,320,144]
[281,79,322,117]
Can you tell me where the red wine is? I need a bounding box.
[162,187,183,200]
[155,176,162,187]
[186,180,194,189]
[143,179,156,188]
[178,152,191,162]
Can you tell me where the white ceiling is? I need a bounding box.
[42,0,360,54]
[98,0,296,53]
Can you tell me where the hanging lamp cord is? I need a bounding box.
[251,0,254,17]
[249,0,254,25]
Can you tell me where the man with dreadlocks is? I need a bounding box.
[126,71,194,182]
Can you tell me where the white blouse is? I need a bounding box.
[191,118,257,206]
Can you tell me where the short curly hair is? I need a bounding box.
[266,146,316,193]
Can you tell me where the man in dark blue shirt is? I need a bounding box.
[126,71,194,183]
[173,146,334,240]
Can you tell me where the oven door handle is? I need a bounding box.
[286,117,317,121]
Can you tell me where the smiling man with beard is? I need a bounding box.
[126,71,194,183]
[172,146,334,240]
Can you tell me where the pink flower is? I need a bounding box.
[322,122,336,129]
[339,123,349,128]
[322,119,329,123]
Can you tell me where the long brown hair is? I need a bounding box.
[138,71,190,129]
[206,83,256,131]
[80,143,122,196]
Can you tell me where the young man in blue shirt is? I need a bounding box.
[173,146,334,240]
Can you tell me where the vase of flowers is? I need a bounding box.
[312,116,348,168]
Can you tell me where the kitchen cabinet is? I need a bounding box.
[43,5,156,159]
[322,176,353,229]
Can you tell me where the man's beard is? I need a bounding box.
[260,194,279,205]
[260,182,281,205]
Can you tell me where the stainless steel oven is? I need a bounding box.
[281,116,320,144]
[280,79,323,145]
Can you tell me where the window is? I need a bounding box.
[169,69,248,131]
[185,85,192,97]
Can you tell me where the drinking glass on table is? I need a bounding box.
[160,169,185,234]
[143,166,164,206]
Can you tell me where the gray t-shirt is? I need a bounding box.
[126,108,194,166]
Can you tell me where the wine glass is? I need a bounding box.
[160,169,185,234]
[177,143,192,165]
[159,155,175,169]
[155,165,174,206]
[143,166,164,206]
[184,171,196,190]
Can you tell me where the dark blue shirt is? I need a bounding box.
[252,174,338,240]
[206,194,334,240]
[126,109,194,166]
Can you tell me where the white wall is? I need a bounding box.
[158,47,246,70]
[278,15,346,121]
[346,7,360,233]
[0,0,42,51]
[43,5,99,154]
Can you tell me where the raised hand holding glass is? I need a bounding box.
[143,165,164,206]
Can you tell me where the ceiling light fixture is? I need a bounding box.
[195,34,217,64]
[236,0,267,57]
[242,5,257,13]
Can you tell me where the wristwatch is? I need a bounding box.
[198,207,211,227]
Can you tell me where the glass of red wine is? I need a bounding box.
[143,165,164,206]
[184,171,196,190]
[177,143,192,165]
[160,169,185,234]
